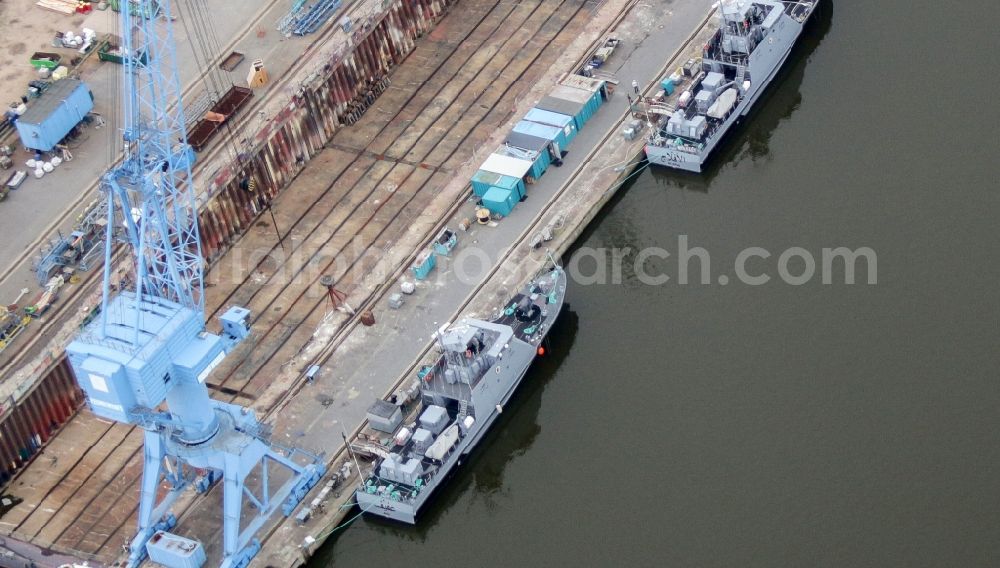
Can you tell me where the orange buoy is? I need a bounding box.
[537,346,545,356]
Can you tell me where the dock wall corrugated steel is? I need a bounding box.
[196,0,455,263]
[0,358,83,485]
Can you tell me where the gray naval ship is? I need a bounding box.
[355,263,566,523]
[644,0,819,172]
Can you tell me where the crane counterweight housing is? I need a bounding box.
[62,0,325,566]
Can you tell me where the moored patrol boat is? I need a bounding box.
[355,263,567,523]
[644,0,819,172]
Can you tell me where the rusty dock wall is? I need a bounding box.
[0,359,82,486]
[196,0,454,262]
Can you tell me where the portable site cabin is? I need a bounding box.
[471,152,530,201]
[534,94,589,131]
[15,79,94,152]
[478,153,531,200]
[548,85,602,129]
[471,170,523,199]
[495,137,549,181]
[536,76,607,131]
[474,152,534,218]
[523,108,577,146]
[482,186,518,217]
[512,120,569,158]
[560,74,608,107]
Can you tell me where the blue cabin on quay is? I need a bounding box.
[479,153,531,199]
[495,136,550,181]
[513,119,568,154]
[559,74,607,113]
[481,186,518,217]
[549,85,602,127]
[523,107,578,146]
[534,94,590,132]
[15,78,94,152]
[471,170,523,199]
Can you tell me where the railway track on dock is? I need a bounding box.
[0,0,602,562]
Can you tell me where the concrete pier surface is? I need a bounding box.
[0,0,718,565]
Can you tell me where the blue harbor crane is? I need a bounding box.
[64,1,324,567]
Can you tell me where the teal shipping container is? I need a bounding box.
[482,186,518,217]
[495,172,525,200]
[535,94,588,130]
[479,152,531,196]
[549,84,601,125]
[471,170,523,199]
[559,74,607,113]
[495,140,548,181]
[512,120,566,152]
[411,249,437,280]
[524,107,577,146]
[471,170,504,197]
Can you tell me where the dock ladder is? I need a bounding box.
[736,63,747,86]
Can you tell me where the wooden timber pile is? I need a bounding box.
[36,0,89,15]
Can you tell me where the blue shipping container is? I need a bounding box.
[493,172,525,200]
[558,75,607,115]
[16,78,94,152]
[472,170,503,197]
[472,170,524,200]
[535,95,588,130]
[524,108,577,146]
[512,120,566,152]
[411,249,437,280]
[482,186,518,217]
[549,84,601,125]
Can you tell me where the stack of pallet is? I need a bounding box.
[36,0,90,15]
